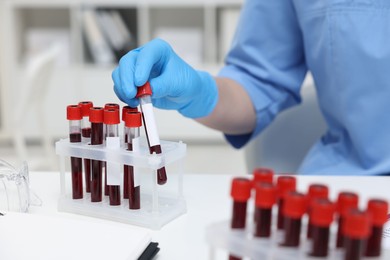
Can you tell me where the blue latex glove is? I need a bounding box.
[112,38,218,118]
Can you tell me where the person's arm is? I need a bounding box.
[196,77,256,135]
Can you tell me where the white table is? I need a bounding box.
[28,172,390,260]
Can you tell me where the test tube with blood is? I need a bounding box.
[306,184,329,238]
[229,177,252,260]
[343,209,371,260]
[252,168,274,222]
[310,198,335,257]
[136,82,167,185]
[276,176,296,230]
[281,191,307,247]
[336,192,359,248]
[122,106,138,199]
[254,182,277,238]
[364,199,389,257]
[78,101,93,193]
[89,107,104,202]
[124,111,142,209]
[104,108,121,206]
[66,105,83,199]
[103,103,120,196]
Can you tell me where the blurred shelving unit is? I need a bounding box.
[0,0,243,143]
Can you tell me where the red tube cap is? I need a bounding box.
[89,107,104,123]
[255,182,277,209]
[78,101,93,117]
[67,105,82,120]
[136,82,153,98]
[367,199,389,226]
[337,192,359,217]
[276,176,296,199]
[284,192,307,219]
[230,177,252,202]
[104,109,120,125]
[252,168,274,187]
[122,106,138,121]
[343,209,371,239]
[310,198,335,227]
[104,103,120,110]
[125,111,142,128]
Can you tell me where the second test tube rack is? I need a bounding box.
[55,136,186,230]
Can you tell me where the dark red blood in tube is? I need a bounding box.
[109,186,121,206]
[67,105,83,199]
[81,127,92,193]
[150,145,167,185]
[70,133,83,199]
[281,191,307,247]
[126,141,140,209]
[343,209,370,260]
[306,184,329,238]
[252,168,274,222]
[254,183,277,237]
[336,192,359,248]
[276,176,296,230]
[229,177,252,260]
[310,198,335,257]
[79,101,93,193]
[365,199,389,257]
[89,107,104,202]
[124,111,142,209]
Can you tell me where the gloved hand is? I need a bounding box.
[112,38,218,118]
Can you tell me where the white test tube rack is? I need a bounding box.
[55,137,186,230]
[205,218,390,260]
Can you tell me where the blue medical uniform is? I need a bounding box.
[219,0,390,175]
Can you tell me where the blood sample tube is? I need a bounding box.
[306,184,329,238]
[336,192,359,248]
[343,209,371,260]
[104,103,120,196]
[276,176,296,230]
[229,177,252,260]
[89,107,104,202]
[252,168,274,222]
[122,106,138,199]
[104,109,121,206]
[364,199,389,257]
[254,182,277,237]
[66,105,83,199]
[136,82,167,185]
[78,101,93,193]
[310,198,335,257]
[124,111,142,209]
[281,191,307,247]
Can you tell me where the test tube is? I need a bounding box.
[252,168,274,222]
[104,109,121,206]
[276,176,296,230]
[136,82,167,185]
[343,209,371,260]
[229,177,252,260]
[122,106,138,199]
[104,103,120,196]
[254,182,277,238]
[364,199,389,257]
[89,107,104,202]
[66,105,83,199]
[336,192,359,248]
[78,101,93,193]
[281,191,307,247]
[310,198,335,257]
[124,111,142,209]
[306,184,329,238]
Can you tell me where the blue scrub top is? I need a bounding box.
[219,0,390,175]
